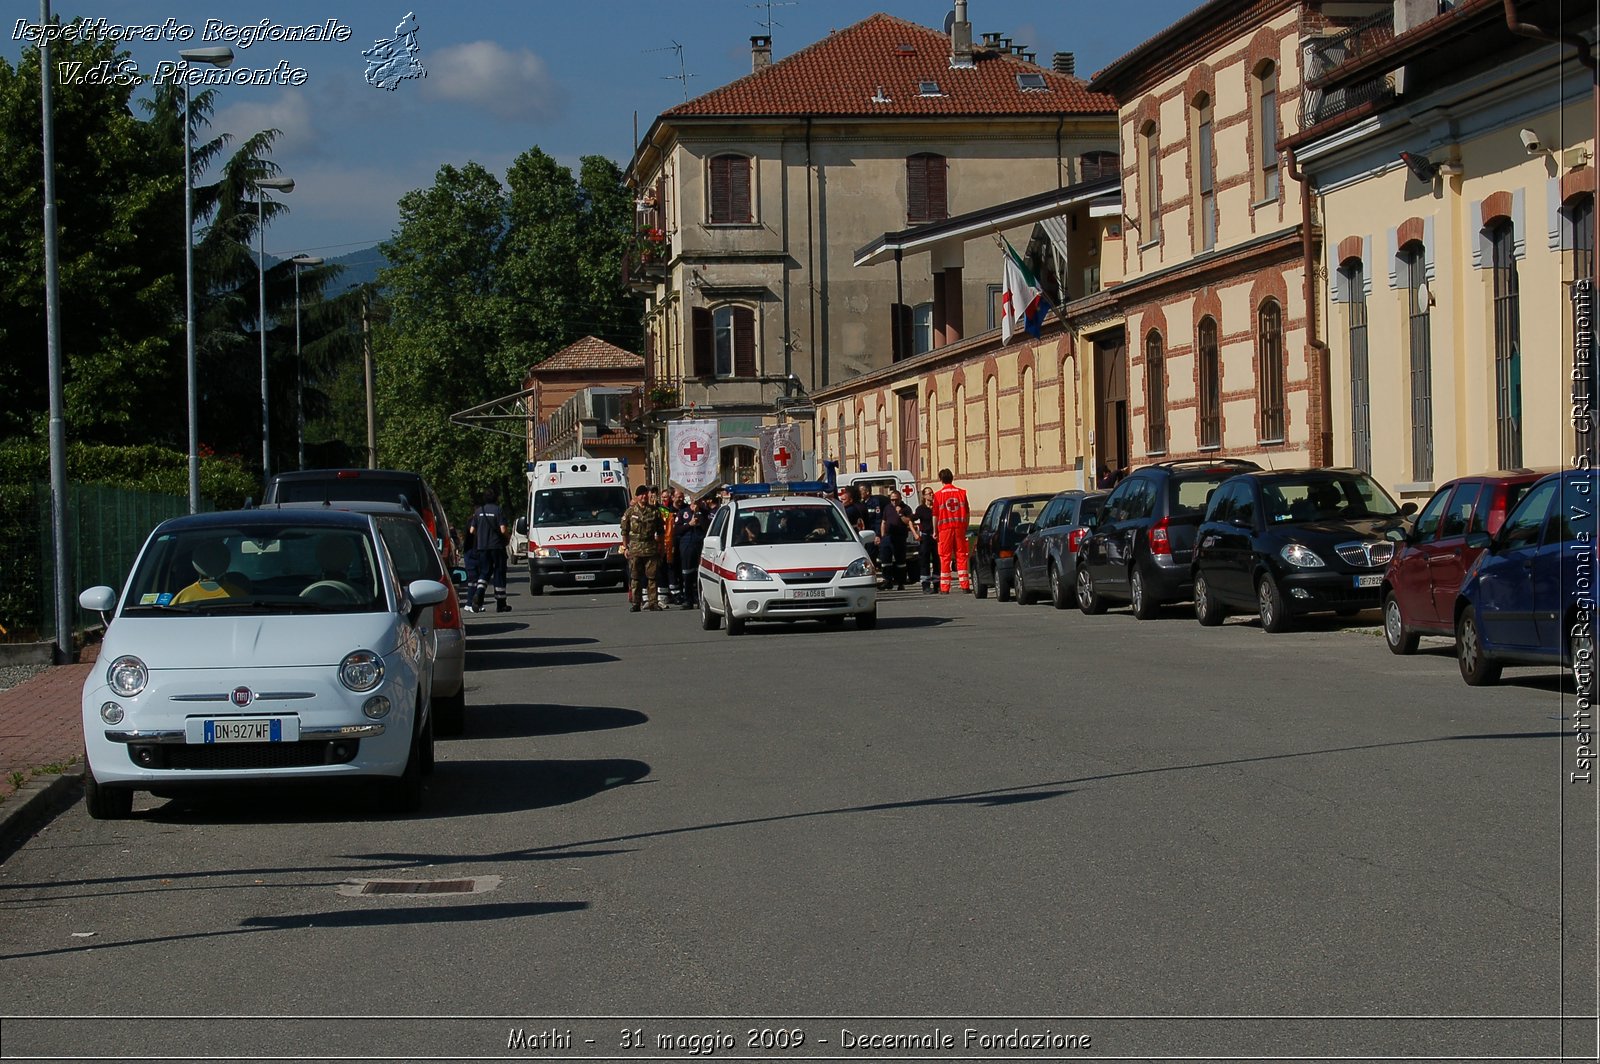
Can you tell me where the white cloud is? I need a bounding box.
[213,92,320,158]
[427,41,563,123]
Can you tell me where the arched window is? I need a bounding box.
[1257,300,1284,442]
[1198,317,1221,448]
[1020,365,1035,469]
[708,154,752,224]
[1490,220,1522,467]
[1080,150,1119,182]
[697,304,755,378]
[1341,260,1371,473]
[1253,61,1279,202]
[1192,93,1216,251]
[1144,330,1167,454]
[953,381,966,474]
[907,153,948,223]
[1399,242,1433,480]
[1140,121,1161,241]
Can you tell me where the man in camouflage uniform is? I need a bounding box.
[621,484,666,612]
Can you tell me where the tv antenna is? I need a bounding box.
[646,40,698,101]
[750,0,798,36]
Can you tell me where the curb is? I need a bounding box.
[0,765,82,864]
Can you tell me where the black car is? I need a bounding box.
[1078,459,1261,618]
[1013,490,1107,609]
[971,493,1055,601]
[1191,468,1415,632]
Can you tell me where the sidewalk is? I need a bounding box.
[0,655,93,853]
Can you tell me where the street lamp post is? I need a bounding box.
[290,255,324,469]
[255,176,293,480]
[179,45,234,512]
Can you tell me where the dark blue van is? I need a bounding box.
[1454,469,1599,687]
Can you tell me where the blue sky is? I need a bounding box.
[9,1,1200,263]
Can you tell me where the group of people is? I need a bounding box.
[837,468,971,595]
[620,484,722,612]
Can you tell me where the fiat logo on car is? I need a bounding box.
[230,687,254,707]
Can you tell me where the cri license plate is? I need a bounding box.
[1353,574,1382,588]
[574,572,597,582]
[200,718,286,743]
[790,588,828,600]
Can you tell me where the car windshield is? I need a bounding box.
[272,476,420,506]
[1170,475,1237,517]
[1262,474,1400,524]
[121,524,386,615]
[533,486,629,526]
[734,505,852,544]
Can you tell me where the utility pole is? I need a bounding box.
[41,0,71,663]
[361,288,376,468]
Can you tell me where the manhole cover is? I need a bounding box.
[338,875,502,898]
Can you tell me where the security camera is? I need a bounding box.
[1520,128,1543,154]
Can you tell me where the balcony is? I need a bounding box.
[1302,8,1396,127]
[639,374,813,424]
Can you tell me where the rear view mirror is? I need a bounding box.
[858,530,878,547]
[79,586,117,613]
[515,516,529,535]
[1400,501,1418,518]
[1464,530,1492,551]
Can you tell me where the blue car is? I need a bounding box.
[1454,469,1599,687]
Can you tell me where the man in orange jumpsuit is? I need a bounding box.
[932,468,970,593]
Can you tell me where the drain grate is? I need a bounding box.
[359,878,478,895]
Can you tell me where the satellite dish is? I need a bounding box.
[944,10,956,34]
[1416,281,1433,312]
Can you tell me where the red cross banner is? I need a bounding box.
[758,422,803,483]
[667,419,720,498]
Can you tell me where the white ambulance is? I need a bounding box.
[511,459,631,595]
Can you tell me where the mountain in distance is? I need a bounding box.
[261,246,389,290]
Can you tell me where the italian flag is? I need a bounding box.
[1001,237,1051,343]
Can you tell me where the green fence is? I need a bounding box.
[0,483,202,642]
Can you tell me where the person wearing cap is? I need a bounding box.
[620,484,666,611]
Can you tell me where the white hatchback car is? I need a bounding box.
[77,509,450,819]
[698,491,878,634]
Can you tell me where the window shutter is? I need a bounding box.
[891,303,912,361]
[710,157,729,223]
[733,307,756,377]
[692,307,714,377]
[730,156,751,223]
[907,157,927,222]
[926,156,947,221]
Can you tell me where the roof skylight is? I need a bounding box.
[1016,72,1048,92]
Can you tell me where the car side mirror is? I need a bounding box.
[80,585,117,626]
[515,516,529,535]
[406,578,449,623]
[1400,501,1418,518]
[1464,530,1492,551]
[858,529,877,547]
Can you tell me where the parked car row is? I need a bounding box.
[978,461,1599,693]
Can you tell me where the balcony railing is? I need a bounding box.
[1302,8,1396,127]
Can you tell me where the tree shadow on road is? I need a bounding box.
[451,702,647,740]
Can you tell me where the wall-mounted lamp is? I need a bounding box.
[1399,151,1462,181]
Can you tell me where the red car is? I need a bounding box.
[1381,470,1544,654]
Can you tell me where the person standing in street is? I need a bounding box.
[877,488,909,591]
[914,486,939,594]
[675,497,706,610]
[660,488,680,605]
[932,468,970,593]
[621,485,666,612]
[466,488,510,613]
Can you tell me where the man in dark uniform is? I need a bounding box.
[466,488,510,613]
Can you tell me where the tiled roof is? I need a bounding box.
[532,336,644,374]
[664,13,1114,118]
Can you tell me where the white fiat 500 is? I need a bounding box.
[77,509,450,819]
[698,490,878,634]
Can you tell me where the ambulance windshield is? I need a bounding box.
[533,486,629,526]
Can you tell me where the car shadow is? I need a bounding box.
[730,615,954,636]
[456,702,647,740]
[464,648,619,670]
[467,635,599,651]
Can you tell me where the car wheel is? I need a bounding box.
[433,687,466,737]
[1130,565,1160,620]
[997,568,1014,603]
[1194,571,1225,627]
[855,608,878,630]
[526,569,544,596]
[1257,575,1292,633]
[1049,563,1070,610]
[1015,568,1032,605]
[1383,593,1419,655]
[378,710,425,815]
[1456,610,1501,685]
[724,590,745,636]
[83,755,133,820]
[973,570,988,599]
[700,590,721,631]
[1077,566,1106,615]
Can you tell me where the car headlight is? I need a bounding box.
[534,547,560,560]
[843,557,872,578]
[339,650,385,692]
[107,655,147,697]
[1280,544,1326,568]
[734,562,772,581]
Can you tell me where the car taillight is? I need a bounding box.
[1485,489,1508,536]
[1149,515,1172,556]
[434,597,460,630]
[1068,528,1086,552]
[998,549,1014,559]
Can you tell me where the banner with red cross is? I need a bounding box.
[667,419,720,498]
[758,422,803,483]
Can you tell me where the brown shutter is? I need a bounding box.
[733,307,756,377]
[906,156,927,222]
[730,156,751,223]
[710,157,729,223]
[692,307,714,377]
[926,155,947,221]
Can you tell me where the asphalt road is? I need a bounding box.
[1,576,1595,1061]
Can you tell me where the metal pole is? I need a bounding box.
[258,189,270,478]
[295,262,304,469]
[183,73,199,512]
[41,0,71,663]
[362,289,376,468]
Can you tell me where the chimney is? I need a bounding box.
[1053,51,1076,77]
[751,35,772,71]
[950,1,973,68]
